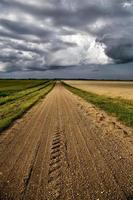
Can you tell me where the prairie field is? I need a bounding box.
[0,81,133,200]
[65,80,133,100]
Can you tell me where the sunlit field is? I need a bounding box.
[65,81,133,100]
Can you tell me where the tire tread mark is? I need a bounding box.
[47,129,64,200]
[21,141,41,199]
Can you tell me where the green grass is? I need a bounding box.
[0,81,50,105]
[0,80,47,96]
[0,80,55,132]
[63,82,133,128]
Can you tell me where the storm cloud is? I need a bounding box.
[0,0,133,78]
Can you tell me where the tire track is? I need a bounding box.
[47,129,62,199]
[22,91,58,200]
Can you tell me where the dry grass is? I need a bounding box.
[66,81,133,100]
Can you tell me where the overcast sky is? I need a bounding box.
[0,0,133,79]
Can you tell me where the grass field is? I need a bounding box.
[0,80,55,132]
[66,80,133,100]
[63,82,133,128]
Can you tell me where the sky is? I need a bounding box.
[0,0,133,79]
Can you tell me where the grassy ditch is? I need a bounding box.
[0,81,50,105]
[0,81,55,132]
[63,82,133,128]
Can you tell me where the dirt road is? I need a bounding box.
[0,83,133,200]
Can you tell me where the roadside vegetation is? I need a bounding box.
[0,80,55,132]
[63,82,133,128]
[0,79,46,97]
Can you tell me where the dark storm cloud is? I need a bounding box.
[27,64,75,72]
[0,18,53,38]
[95,18,133,64]
[105,40,133,64]
[0,0,132,28]
[0,0,133,78]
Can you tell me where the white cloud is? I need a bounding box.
[123,2,133,8]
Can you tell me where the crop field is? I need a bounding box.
[65,80,133,100]
[0,81,133,200]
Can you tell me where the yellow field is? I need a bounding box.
[65,81,133,100]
